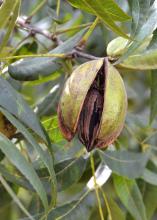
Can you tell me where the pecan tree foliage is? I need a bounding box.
[0,0,157,220]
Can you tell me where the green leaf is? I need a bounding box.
[47,190,96,220]
[99,150,148,178]
[142,168,157,185]
[0,0,21,53]
[107,36,129,58]
[0,0,18,29]
[0,164,32,190]
[144,184,157,220]
[56,156,87,191]
[8,29,87,80]
[0,77,46,142]
[128,0,151,36]
[68,0,131,22]
[116,0,157,64]
[0,175,35,220]
[118,50,157,70]
[0,107,57,206]
[47,200,78,220]
[68,0,131,39]
[5,155,86,194]
[113,175,147,220]
[105,197,125,220]
[150,70,157,123]
[107,34,152,59]
[128,0,140,36]
[0,133,48,210]
[99,187,125,220]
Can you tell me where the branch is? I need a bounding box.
[10,17,101,61]
[0,50,100,61]
[73,50,100,60]
[17,17,60,43]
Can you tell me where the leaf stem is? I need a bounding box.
[55,23,92,35]
[0,50,100,61]
[56,0,61,17]
[0,53,66,60]
[54,190,90,220]
[27,0,47,20]
[90,152,104,220]
[99,187,112,220]
[79,17,99,46]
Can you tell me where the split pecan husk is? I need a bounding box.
[58,58,127,151]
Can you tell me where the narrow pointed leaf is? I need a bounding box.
[105,196,125,220]
[0,0,21,53]
[67,0,131,39]
[0,77,46,142]
[113,175,147,220]
[99,150,148,178]
[144,184,157,220]
[68,0,131,22]
[0,164,32,190]
[118,50,157,70]
[142,168,157,185]
[116,0,157,64]
[0,133,48,210]
[0,175,35,220]
[0,0,18,29]
[48,191,96,220]
[0,107,57,205]
[128,0,140,36]
[56,156,87,191]
[128,0,151,36]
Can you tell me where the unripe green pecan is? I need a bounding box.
[58,58,127,151]
[107,35,152,59]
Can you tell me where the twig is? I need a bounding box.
[17,17,63,45]
[17,17,53,40]
[56,0,61,17]
[0,49,100,61]
[17,18,94,46]
[55,22,92,35]
[0,53,66,60]
[90,152,104,220]
[79,17,99,47]
[73,50,100,60]
[27,0,47,21]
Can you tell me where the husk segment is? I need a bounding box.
[97,61,127,148]
[58,59,104,141]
